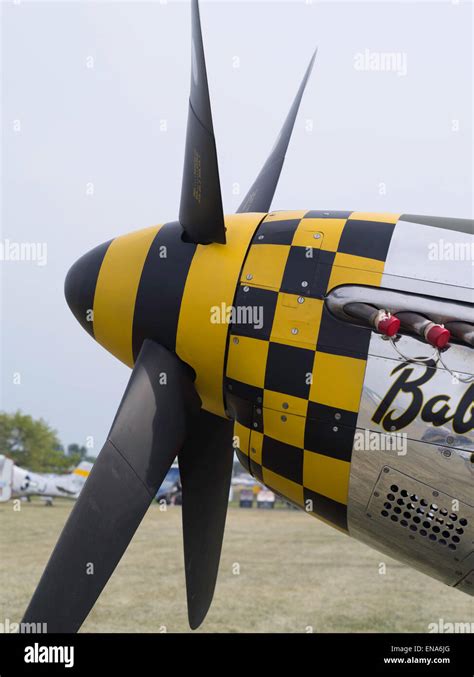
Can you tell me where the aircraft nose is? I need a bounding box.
[64,241,111,337]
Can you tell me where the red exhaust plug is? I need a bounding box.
[425,324,451,349]
[375,314,400,337]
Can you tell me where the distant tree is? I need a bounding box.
[0,411,72,473]
[66,443,94,467]
[67,443,88,459]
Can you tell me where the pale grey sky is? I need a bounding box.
[1,0,472,455]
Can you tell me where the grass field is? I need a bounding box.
[1,500,472,633]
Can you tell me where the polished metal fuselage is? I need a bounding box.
[347,216,473,594]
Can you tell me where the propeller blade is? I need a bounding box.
[179,0,226,245]
[22,340,201,633]
[237,48,317,214]
[179,410,234,629]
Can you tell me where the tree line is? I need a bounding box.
[0,411,95,473]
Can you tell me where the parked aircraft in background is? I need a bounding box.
[156,464,181,504]
[0,454,92,504]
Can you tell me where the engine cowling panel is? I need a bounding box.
[227,210,473,594]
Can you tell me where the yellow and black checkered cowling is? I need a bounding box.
[66,209,400,533]
[224,210,400,532]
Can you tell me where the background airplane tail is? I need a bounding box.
[70,461,93,484]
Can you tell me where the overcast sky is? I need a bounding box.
[1,0,472,456]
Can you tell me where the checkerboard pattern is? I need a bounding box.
[225,210,400,532]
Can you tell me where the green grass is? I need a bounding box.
[1,500,472,632]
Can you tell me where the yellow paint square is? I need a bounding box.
[249,430,263,465]
[271,293,323,349]
[333,252,385,273]
[263,390,308,417]
[309,352,366,412]
[348,212,400,224]
[264,210,307,222]
[291,223,324,249]
[303,450,350,504]
[263,408,305,448]
[299,218,346,251]
[327,265,383,292]
[262,468,304,507]
[241,244,290,290]
[226,336,269,388]
[233,422,251,454]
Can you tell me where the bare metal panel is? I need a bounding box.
[348,449,473,590]
[383,220,473,290]
[400,215,473,235]
[346,218,473,593]
[455,569,474,595]
[348,342,473,590]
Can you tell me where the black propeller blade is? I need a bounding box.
[179,410,234,629]
[179,0,226,245]
[237,49,317,214]
[22,340,201,633]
